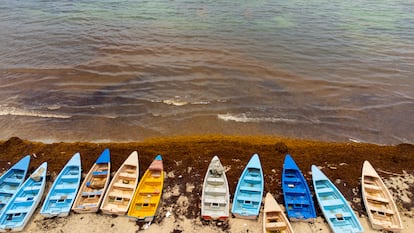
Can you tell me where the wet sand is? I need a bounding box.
[0,135,413,232]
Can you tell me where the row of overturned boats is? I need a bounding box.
[0,150,404,233]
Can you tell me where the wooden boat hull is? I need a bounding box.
[362,160,403,232]
[128,155,164,222]
[231,154,264,219]
[312,165,363,233]
[40,153,81,218]
[282,154,316,221]
[100,151,139,216]
[263,193,294,233]
[201,156,229,221]
[0,155,30,213]
[72,149,111,214]
[0,162,47,232]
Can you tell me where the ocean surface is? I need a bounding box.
[0,1,413,144]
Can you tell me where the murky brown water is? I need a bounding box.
[0,1,413,144]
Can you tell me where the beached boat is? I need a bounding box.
[72,149,111,213]
[128,155,164,222]
[311,165,363,233]
[0,155,30,213]
[201,156,230,221]
[40,153,81,217]
[100,151,139,215]
[282,154,316,221]
[0,162,47,232]
[263,192,294,233]
[231,153,264,219]
[361,160,403,232]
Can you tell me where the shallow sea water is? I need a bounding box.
[0,1,413,144]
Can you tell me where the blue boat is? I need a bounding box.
[231,154,264,219]
[282,154,316,221]
[0,162,47,232]
[0,155,30,213]
[311,165,363,233]
[40,153,82,217]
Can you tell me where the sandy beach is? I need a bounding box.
[0,135,413,232]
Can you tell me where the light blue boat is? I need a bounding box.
[231,154,264,219]
[40,153,81,217]
[311,165,363,233]
[282,154,316,221]
[0,162,47,232]
[0,156,30,213]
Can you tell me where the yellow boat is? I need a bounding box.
[127,155,164,222]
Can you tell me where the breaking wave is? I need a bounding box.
[0,106,71,119]
[217,113,297,123]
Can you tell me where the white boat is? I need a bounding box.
[72,149,111,213]
[362,161,403,232]
[201,156,229,221]
[100,151,139,215]
[263,193,294,233]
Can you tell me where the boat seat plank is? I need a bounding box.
[48,194,72,201]
[60,174,79,180]
[284,187,306,194]
[145,177,161,183]
[81,190,103,197]
[0,189,15,195]
[113,182,135,190]
[119,172,136,179]
[6,209,28,215]
[236,195,260,202]
[204,186,227,195]
[55,184,77,190]
[13,197,34,203]
[317,187,335,194]
[204,197,226,204]
[109,192,132,199]
[287,199,310,206]
[206,177,224,185]
[369,206,394,215]
[326,211,352,219]
[366,195,389,203]
[265,222,287,230]
[92,170,108,177]
[139,188,161,195]
[23,186,41,192]
[244,176,261,183]
[240,185,261,192]
[364,183,382,191]
[284,177,301,183]
[320,199,344,207]
[3,178,21,184]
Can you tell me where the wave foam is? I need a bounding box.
[161,99,211,106]
[217,113,297,123]
[162,99,188,106]
[0,106,71,119]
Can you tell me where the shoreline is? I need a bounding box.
[0,135,413,232]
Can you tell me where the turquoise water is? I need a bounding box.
[0,0,413,144]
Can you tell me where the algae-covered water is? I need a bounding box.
[0,1,413,144]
